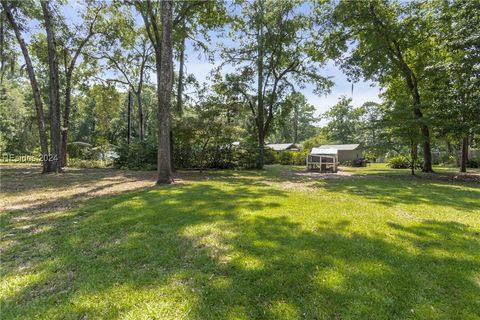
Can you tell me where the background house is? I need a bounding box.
[318,144,363,163]
[266,143,300,151]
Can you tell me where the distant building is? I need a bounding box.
[317,144,363,163]
[307,148,338,172]
[266,143,300,151]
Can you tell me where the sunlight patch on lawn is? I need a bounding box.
[269,300,300,319]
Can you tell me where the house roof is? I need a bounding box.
[266,143,299,151]
[311,148,338,155]
[318,144,361,151]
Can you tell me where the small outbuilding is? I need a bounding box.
[266,143,300,151]
[306,148,338,172]
[318,144,363,163]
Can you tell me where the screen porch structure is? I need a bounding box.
[306,148,338,172]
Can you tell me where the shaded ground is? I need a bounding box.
[1,164,479,319]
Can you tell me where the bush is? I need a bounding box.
[275,151,293,165]
[387,156,411,169]
[233,145,259,169]
[292,150,308,165]
[69,158,113,168]
[270,150,307,166]
[264,149,276,165]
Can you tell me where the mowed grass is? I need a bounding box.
[1,164,479,319]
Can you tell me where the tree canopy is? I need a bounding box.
[1,0,478,175]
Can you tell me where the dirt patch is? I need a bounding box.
[0,165,157,214]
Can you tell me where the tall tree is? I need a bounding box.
[133,0,173,183]
[274,92,318,144]
[325,0,435,172]
[101,36,153,142]
[59,2,103,167]
[322,96,364,144]
[41,0,62,172]
[428,0,480,172]
[1,1,51,172]
[133,0,212,183]
[157,0,174,183]
[224,0,331,168]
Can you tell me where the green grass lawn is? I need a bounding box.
[1,164,479,319]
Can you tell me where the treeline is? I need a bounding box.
[0,0,478,182]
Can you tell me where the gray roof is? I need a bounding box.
[318,144,361,151]
[266,143,299,151]
[311,148,338,155]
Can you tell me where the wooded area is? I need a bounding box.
[1,0,479,182]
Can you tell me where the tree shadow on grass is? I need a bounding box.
[318,176,480,212]
[188,218,479,319]
[0,165,156,196]
[1,179,479,319]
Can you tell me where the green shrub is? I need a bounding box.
[387,156,411,169]
[233,145,259,169]
[276,151,293,165]
[292,150,308,165]
[264,149,275,165]
[69,158,113,168]
[269,150,307,165]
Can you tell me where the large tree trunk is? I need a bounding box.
[2,2,51,172]
[255,2,265,169]
[0,13,5,84]
[127,90,132,145]
[460,136,468,173]
[405,70,433,173]
[61,76,72,167]
[156,0,173,184]
[176,35,185,115]
[136,90,144,141]
[42,0,62,173]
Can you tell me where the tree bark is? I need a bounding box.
[137,51,147,141]
[156,0,173,184]
[255,1,265,169]
[136,91,144,141]
[460,136,468,173]
[61,76,71,167]
[2,2,51,172]
[127,90,132,145]
[0,13,5,84]
[176,35,185,115]
[42,0,62,173]
[61,23,96,167]
[404,68,433,173]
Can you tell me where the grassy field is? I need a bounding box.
[1,164,479,319]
